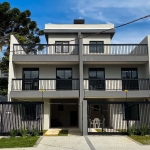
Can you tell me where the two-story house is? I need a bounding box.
[8,19,150,135]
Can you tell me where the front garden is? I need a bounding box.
[128,125,150,145]
[0,127,41,148]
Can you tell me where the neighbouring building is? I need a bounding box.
[7,19,150,135]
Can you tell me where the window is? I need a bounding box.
[121,68,138,90]
[58,105,64,111]
[94,105,99,111]
[123,103,140,120]
[22,68,39,90]
[55,41,69,53]
[22,104,36,120]
[89,68,105,90]
[56,68,72,90]
[89,41,104,53]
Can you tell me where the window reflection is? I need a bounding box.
[56,69,72,90]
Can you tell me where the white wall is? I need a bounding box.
[83,64,145,78]
[83,64,146,90]
[8,35,19,101]
[15,64,79,78]
[44,99,50,130]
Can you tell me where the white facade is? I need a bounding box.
[8,21,150,134]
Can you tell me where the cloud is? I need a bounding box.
[71,0,150,24]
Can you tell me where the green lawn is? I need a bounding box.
[0,136,39,148]
[95,129,102,132]
[130,136,150,145]
[58,130,68,136]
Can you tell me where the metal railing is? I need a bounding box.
[13,44,79,55]
[83,44,148,55]
[12,78,79,91]
[84,78,150,90]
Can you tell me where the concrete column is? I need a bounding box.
[78,33,84,133]
[8,35,18,101]
[82,100,88,135]
[43,99,50,130]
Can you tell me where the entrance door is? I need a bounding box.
[70,111,78,126]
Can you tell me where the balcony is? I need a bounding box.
[83,44,148,63]
[84,78,150,98]
[12,44,79,63]
[10,79,79,98]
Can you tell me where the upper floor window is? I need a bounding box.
[89,41,104,53]
[22,68,39,90]
[55,41,69,53]
[121,68,138,90]
[56,68,72,90]
[89,68,105,90]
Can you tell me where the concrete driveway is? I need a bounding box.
[2,136,150,150]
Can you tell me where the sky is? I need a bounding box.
[1,0,150,44]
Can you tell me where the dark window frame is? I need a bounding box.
[22,104,37,121]
[55,41,69,53]
[89,41,104,53]
[123,103,140,121]
[58,105,64,111]
[22,68,39,90]
[94,105,100,111]
[89,68,105,90]
[56,68,72,90]
[121,68,139,90]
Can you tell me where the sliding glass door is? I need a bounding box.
[89,68,105,90]
[56,68,72,90]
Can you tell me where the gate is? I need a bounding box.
[0,102,44,135]
[87,101,150,135]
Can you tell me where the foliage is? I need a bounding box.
[139,125,148,136]
[19,128,27,138]
[128,126,136,136]
[130,135,150,145]
[0,137,39,148]
[0,2,44,72]
[10,129,18,137]
[0,78,8,96]
[31,127,39,136]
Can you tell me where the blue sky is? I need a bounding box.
[1,0,150,44]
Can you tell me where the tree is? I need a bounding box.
[0,2,44,72]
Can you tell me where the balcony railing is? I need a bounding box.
[12,79,79,91]
[84,79,150,90]
[83,44,148,55]
[13,44,79,55]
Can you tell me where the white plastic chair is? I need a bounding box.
[93,118,100,128]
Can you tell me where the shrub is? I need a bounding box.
[139,125,148,136]
[128,126,136,136]
[10,129,18,137]
[19,128,27,138]
[31,127,39,136]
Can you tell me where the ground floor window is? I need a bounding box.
[123,103,140,120]
[22,104,36,120]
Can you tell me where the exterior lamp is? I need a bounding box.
[40,89,45,102]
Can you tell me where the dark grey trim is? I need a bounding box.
[84,136,96,150]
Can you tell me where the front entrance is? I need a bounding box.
[50,99,78,128]
[70,111,78,126]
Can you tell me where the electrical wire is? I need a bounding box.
[7,14,150,53]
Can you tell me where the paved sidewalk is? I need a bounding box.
[1,136,150,150]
